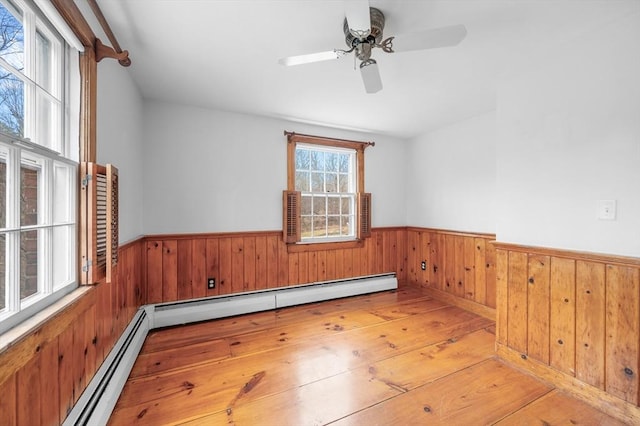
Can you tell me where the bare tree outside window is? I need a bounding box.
[0,2,24,137]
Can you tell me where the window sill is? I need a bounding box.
[0,285,90,354]
[287,239,365,253]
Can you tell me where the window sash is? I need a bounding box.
[285,133,370,246]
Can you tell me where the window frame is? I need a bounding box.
[0,0,78,335]
[285,132,372,253]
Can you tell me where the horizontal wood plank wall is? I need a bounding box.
[494,242,640,423]
[144,228,407,303]
[0,239,145,426]
[406,227,496,319]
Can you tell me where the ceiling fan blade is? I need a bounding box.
[344,0,371,39]
[360,61,382,94]
[278,50,341,66]
[391,24,467,53]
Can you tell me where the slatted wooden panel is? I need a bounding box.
[405,228,497,313]
[0,239,144,426]
[144,228,407,303]
[494,243,640,407]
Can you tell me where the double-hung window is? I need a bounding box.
[284,133,372,249]
[0,0,78,334]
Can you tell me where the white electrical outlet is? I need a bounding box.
[597,200,616,220]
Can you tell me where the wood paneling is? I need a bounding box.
[144,228,407,302]
[495,242,640,418]
[0,239,145,425]
[405,228,496,317]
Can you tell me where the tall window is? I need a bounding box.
[0,0,77,334]
[284,133,372,248]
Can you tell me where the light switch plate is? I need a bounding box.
[597,200,616,220]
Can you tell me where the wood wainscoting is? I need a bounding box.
[144,228,407,304]
[494,242,640,423]
[406,227,497,319]
[0,239,145,426]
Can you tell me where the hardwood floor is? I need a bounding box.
[110,284,623,425]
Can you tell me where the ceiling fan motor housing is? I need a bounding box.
[344,7,385,47]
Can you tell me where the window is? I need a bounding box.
[284,133,372,248]
[0,0,77,334]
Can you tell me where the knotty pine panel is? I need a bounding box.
[494,242,640,408]
[575,260,606,389]
[405,228,497,315]
[144,229,407,303]
[527,254,551,364]
[549,257,576,376]
[0,239,144,426]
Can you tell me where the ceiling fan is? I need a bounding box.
[278,0,467,94]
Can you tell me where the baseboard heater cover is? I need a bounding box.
[63,309,149,426]
[64,273,397,425]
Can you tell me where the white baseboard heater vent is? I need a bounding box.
[64,273,397,425]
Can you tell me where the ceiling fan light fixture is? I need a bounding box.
[344,7,385,47]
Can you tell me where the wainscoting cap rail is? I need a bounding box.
[492,241,640,267]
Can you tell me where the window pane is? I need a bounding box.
[53,162,71,223]
[301,216,312,238]
[20,229,37,300]
[341,215,353,235]
[311,172,324,192]
[341,197,351,215]
[327,197,339,215]
[0,233,5,310]
[0,65,24,138]
[338,173,349,193]
[312,196,325,216]
[295,171,309,192]
[36,89,59,151]
[36,30,52,92]
[21,163,38,226]
[339,154,350,172]
[53,225,72,288]
[301,195,311,216]
[327,216,340,236]
[312,216,326,237]
[326,173,337,193]
[310,151,324,171]
[0,3,24,71]
[295,149,309,170]
[325,153,338,172]
[0,156,5,228]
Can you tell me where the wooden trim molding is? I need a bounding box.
[406,227,496,239]
[493,241,640,267]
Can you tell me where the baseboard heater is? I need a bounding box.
[64,273,397,425]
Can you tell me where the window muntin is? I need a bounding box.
[296,143,356,241]
[0,0,76,333]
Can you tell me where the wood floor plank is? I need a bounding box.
[140,289,431,353]
[110,306,491,424]
[183,368,404,426]
[128,339,231,379]
[367,328,495,391]
[495,390,627,426]
[110,283,617,426]
[331,359,552,426]
[110,344,357,424]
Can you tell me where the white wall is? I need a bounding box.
[142,102,406,235]
[96,60,145,243]
[405,112,496,234]
[496,11,640,257]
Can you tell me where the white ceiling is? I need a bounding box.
[94,0,637,139]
